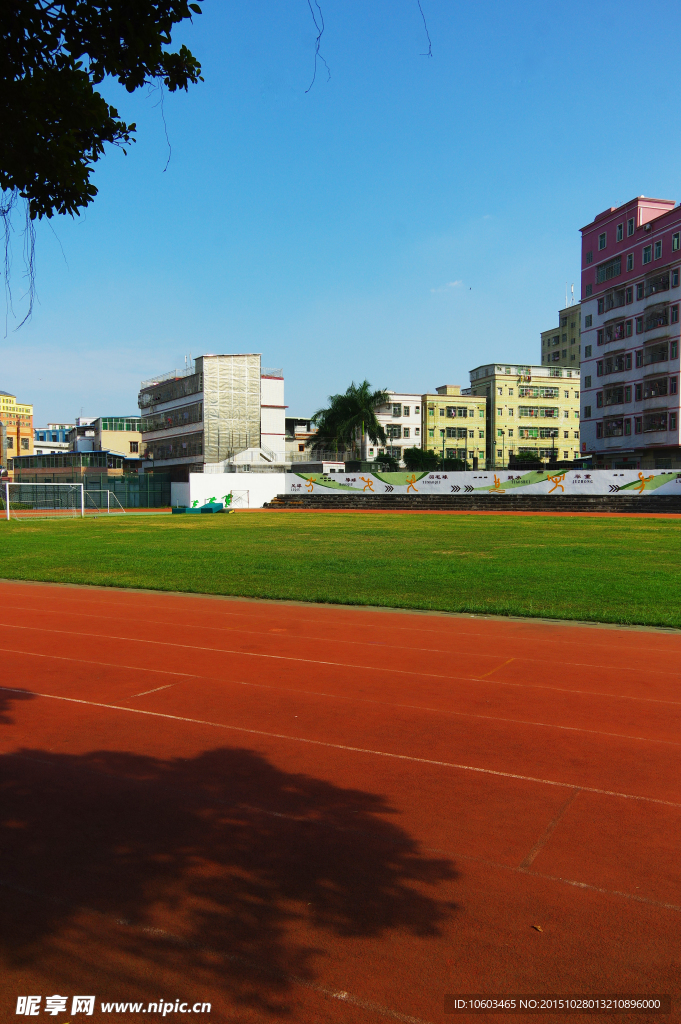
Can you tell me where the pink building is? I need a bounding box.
[580,196,681,469]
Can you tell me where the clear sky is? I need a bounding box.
[5,0,681,424]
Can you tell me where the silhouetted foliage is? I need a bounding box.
[403,446,439,471]
[0,721,457,1011]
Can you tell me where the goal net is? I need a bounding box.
[3,482,84,519]
[84,490,126,515]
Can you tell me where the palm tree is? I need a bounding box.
[308,381,390,459]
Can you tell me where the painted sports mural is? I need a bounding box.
[285,469,681,496]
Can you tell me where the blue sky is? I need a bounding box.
[5,0,681,424]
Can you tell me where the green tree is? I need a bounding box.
[403,446,439,471]
[2,0,203,222]
[308,381,389,458]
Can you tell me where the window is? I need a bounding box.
[643,378,668,399]
[643,245,652,264]
[596,256,621,283]
[6,437,13,448]
[646,272,669,296]
[604,418,624,437]
[617,223,623,242]
[672,305,679,323]
[386,424,402,439]
[671,413,678,430]
[672,341,678,358]
[403,427,410,438]
[392,404,402,417]
[597,360,603,376]
[655,240,662,259]
[635,417,642,434]
[585,250,593,264]
[585,284,592,296]
[298,444,305,452]
[673,269,680,288]
[636,317,643,334]
[585,314,592,328]
[479,409,485,417]
[584,375,592,388]
[439,408,445,416]
[596,422,603,438]
[428,429,434,437]
[497,408,503,416]
[636,282,644,301]
[671,378,678,395]
[599,232,607,250]
[129,441,139,453]
[497,450,502,459]
[625,320,632,337]
[644,342,669,365]
[645,308,669,331]
[624,419,632,436]
[598,298,605,315]
[414,406,420,413]
[403,406,410,416]
[627,218,635,237]
[673,233,680,252]
[636,350,643,368]
[644,412,668,432]
[596,392,603,408]
[479,430,484,438]
[508,388,514,396]
[584,346,592,358]
[625,385,632,403]
[428,407,434,417]
[574,431,580,439]
[597,329,604,346]
[563,430,569,438]
[626,254,633,272]
[507,429,513,437]
[414,427,420,436]
[508,408,514,416]
[635,383,642,401]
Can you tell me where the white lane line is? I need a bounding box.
[3,604,681,680]
[1,644,679,748]
[1,684,680,809]
[130,684,174,698]
[2,622,681,722]
[519,789,581,869]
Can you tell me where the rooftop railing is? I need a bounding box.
[140,363,195,389]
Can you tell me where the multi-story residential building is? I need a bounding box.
[285,417,315,461]
[580,196,681,469]
[541,302,582,368]
[0,391,33,458]
[67,416,142,457]
[373,392,423,463]
[468,364,581,467]
[421,385,486,467]
[138,355,286,479]
[34,423,74,455]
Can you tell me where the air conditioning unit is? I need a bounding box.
[644,223,652,231]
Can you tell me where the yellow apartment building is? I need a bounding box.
[421,385,486,466]
[468,363,581,467]
[0,390,34,460]
[541,302,582,368]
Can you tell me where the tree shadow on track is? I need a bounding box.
[0,738,458,1015]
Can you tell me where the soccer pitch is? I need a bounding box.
[1,511,679,629]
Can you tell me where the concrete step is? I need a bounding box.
[264,493,681,514]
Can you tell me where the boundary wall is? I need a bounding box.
[172,472,286,510]
[286,468,681,497]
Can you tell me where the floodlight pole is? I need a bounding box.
[4,481,9,521]
[80,484,85,518]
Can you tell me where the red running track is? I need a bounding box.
[0,579,679,1024]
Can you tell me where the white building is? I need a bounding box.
[138,355,286,479]
[371,392,423,464]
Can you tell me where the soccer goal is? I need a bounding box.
[3,482,85,520]
[84,490,126,515]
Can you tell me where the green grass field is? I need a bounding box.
[0,511,679,628]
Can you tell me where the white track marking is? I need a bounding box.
[1,643,679,745]
[1,685,680,809]
[1,622,680,719]
[3,603,681,679]
[130,684,174,698]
